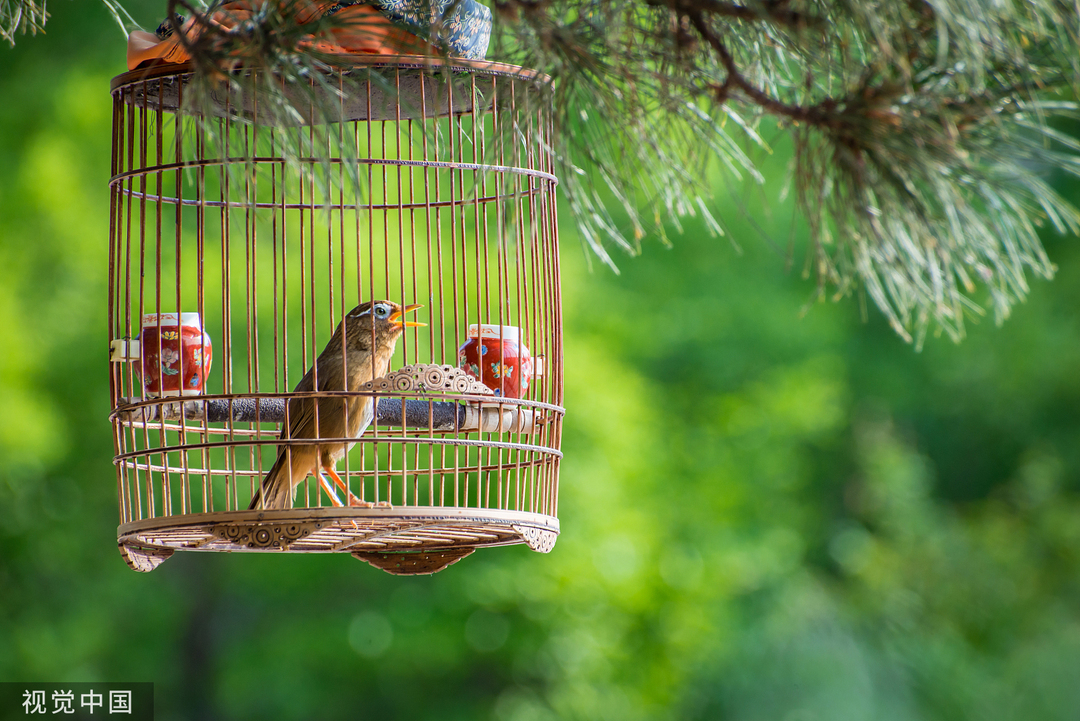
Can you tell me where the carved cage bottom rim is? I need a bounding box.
[117,507,559,574]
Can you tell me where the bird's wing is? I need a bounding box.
[284,352,356,443]
[281,365,317,442]
[343,353,378,438]
[283,339,385,443]
[345,394,376,442]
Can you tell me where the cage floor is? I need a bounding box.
[117,506,558,574]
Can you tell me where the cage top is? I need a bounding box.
[111,54,550,91]
[111,54,552,124]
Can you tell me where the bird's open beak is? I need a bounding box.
[390,303,426,327]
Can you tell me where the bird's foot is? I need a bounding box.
[318,475,347,507]
[345,499,392,509]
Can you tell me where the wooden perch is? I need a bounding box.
[111,397,540,434]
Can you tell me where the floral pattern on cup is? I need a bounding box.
[489,362,514,379]
[159,348,181,376]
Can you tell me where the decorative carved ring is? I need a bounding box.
[211,521,321,549]
[360,364,494,396]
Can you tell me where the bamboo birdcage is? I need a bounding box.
[107,56,563,575]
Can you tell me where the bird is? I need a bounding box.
[249,300,424,510]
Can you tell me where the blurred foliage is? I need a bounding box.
[3,3,1080,721]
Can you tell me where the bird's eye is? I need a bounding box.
[374,304,392,319]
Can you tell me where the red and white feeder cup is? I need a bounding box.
[110,313,213,398]
[458,324,543,399]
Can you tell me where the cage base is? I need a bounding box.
[117,507,558,574]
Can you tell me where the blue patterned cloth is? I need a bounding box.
[371,0,491,60]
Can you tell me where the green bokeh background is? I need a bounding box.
[4,3,1080,719]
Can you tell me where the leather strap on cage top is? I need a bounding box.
[126,0,446,71]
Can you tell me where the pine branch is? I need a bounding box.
[494,0,1080,342]
[651,0,824,29]
[683,8,827,123]
[0,0,47,46]
[7,0,1080,342]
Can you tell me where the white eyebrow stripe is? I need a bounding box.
[349,308,373,318]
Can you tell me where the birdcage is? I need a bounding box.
[108,56,562,574]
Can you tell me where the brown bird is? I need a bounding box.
[249,300,424,510]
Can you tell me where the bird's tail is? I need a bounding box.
[248,451,298,510]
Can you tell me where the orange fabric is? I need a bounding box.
[315,4,435,55]
[127,1,435,71]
